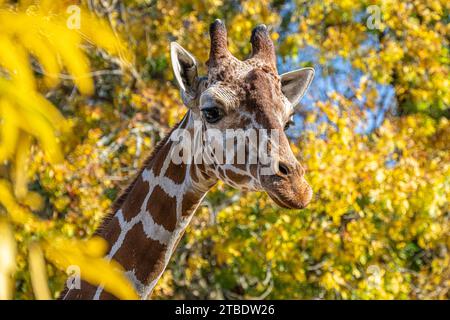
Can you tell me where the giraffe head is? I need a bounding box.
[170,20,314,209]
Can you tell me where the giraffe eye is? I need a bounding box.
[201,107,224,124]
[284,115,294,130]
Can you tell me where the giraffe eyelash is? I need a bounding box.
[284,115,294,130]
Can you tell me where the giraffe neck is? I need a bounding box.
[63,111,216,299]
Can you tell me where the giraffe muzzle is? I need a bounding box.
[261,161,313,209]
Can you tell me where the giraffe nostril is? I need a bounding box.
[278,162,290,176]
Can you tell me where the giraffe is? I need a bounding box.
[61,20,314,300]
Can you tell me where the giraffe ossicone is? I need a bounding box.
[61,20,315,300]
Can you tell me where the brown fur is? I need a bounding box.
[113,223,167,284]
[146,185,177,231]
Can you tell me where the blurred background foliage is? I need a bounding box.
[0,0,448,299]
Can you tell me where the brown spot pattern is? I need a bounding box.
[146,185,177,231]
[112,223,167,285]
[121,175,149,221]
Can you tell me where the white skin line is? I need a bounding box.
[141,205,203,299]
[125,269,146,295]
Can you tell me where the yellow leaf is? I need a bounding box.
[14,133,32,199]
[0,179,50,232]
[43,236,138,300]
[28,242,51,300]
[0,219,16,300]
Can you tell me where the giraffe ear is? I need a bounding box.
[280,67,315,105]
[170,42,199,105]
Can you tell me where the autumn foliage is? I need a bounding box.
[0,0,448,299]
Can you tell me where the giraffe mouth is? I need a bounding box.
[263,178,313,210]
[267,191,297,209]
[266,188,310,210]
